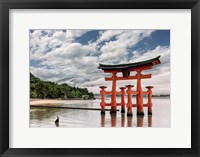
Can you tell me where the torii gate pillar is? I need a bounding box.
[110,72,117,114]
[136,70,144,115]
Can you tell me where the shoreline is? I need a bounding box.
[30,99,95,106]
[30,105,119,111]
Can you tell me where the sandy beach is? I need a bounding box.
[30,99,92,107]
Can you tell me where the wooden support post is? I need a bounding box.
[126,85,134,116]
[100,86,107,114]
[120,87,126,113]
[146,86,154,115]
[136,71,144,115]
[110,72,117,114]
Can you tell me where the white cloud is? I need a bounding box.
[97,30,123,43]
[130,46,170,63]
[30,30,91,60]
[98,30,155,63]
[66,30,90,39]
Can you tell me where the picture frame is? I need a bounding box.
[0,0,199,156]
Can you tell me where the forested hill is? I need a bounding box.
[30,73,94,99]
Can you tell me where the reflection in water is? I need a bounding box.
[148,115,152,127]
[121,114,125,127]
[101,114,105,127]
[137,115,144,127]
[100,114,152,127]
[55,121,59,127]
[111,114,117,127]
[127,116,133,127]
[30,107,61,120]
[30,98,170,128]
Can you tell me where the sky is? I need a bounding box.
[30,30,170,95]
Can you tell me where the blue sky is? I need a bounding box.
[30,30,170,94]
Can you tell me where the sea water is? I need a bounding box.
[30,97,170,128]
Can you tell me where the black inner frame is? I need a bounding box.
[0,0,199,156]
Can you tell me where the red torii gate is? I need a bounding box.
[98,56,161,116]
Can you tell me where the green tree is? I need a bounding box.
[30,91,37,98]
[30,73,94,99]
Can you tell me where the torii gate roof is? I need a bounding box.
[98,56,161,71]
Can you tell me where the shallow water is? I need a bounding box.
[30,97,170,128]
